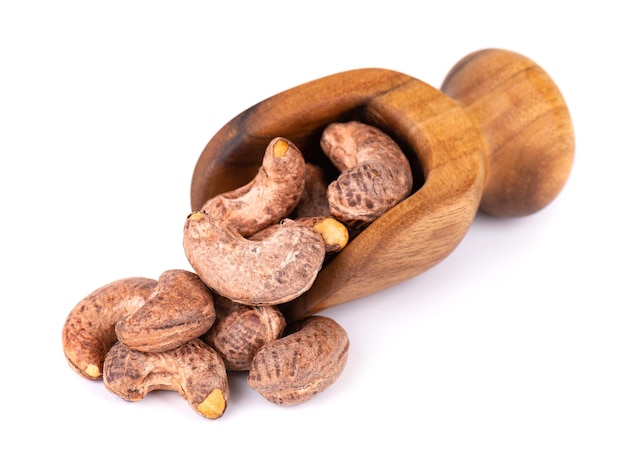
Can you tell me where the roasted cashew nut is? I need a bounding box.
[201,137,306,237]
[62,277,158,379]
[248,316,350,405]
[293,163,330,218]
[116,269,215,353]
[183,212,326,305]
[103,339,229,419]
[321,121,413,228]
[202,295,286,371]
[250,216,349,254]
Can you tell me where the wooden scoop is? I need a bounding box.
[190,49,575,320]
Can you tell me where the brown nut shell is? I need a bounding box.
[183,212,326,305]
[293,163,330,218]
[248,315,349,405]
[250,216,349,255]
[203,296,286,371]
[116,269,216,353]
[103,339,229,419]
[62,277,158,380]
[200,137,306,237]
[321,121,413,228]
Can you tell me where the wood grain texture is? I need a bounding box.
[191,68,486,320]
[190,49,574,319]
[442,49,575,217]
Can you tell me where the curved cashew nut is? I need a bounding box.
[321,121,413,228]
[202,295,286,371]
[116,269,215,353]
[103,339,229,419]
[184,211,325,305]
[248,316,350,405]
[250,216,349,254]
[201,137,306,237]
[293,163,331,218]
[62,277,158,379]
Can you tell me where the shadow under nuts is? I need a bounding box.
[248,316,350,405]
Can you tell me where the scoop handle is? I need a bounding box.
[442,49,575,217]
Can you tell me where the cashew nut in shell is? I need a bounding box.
[293,163,331,218]
[62,277,158,379]
[202,295,286,371]
[183,211,326,305]
[321,121,413,229]
[250,216,349,254]
[116,269,216,353]
[200,137,306,237]
[103,339,229,419]
[248,315,349,405]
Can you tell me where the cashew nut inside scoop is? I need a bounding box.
[321,121,413,229]
[250,216,349,255]
[183,212,326,305]
[201,137,306,237]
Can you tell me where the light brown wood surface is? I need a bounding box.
[190,49,575,320]
[442,49,575,217]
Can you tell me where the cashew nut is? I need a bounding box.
[62,277,158,380]
[103,339,229,419]
[321,121,413,228]
[116,269,215,353]
[202,295,286,371]
[183,212,326,305]
[293,163,331,218]
[250,216,349,254]
[201,137,306,237]
[248,316,349,405]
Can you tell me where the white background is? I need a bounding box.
[2,1,624,451]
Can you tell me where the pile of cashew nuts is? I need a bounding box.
[62,121,413,419]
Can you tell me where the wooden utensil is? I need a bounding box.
[190,49,575,321]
